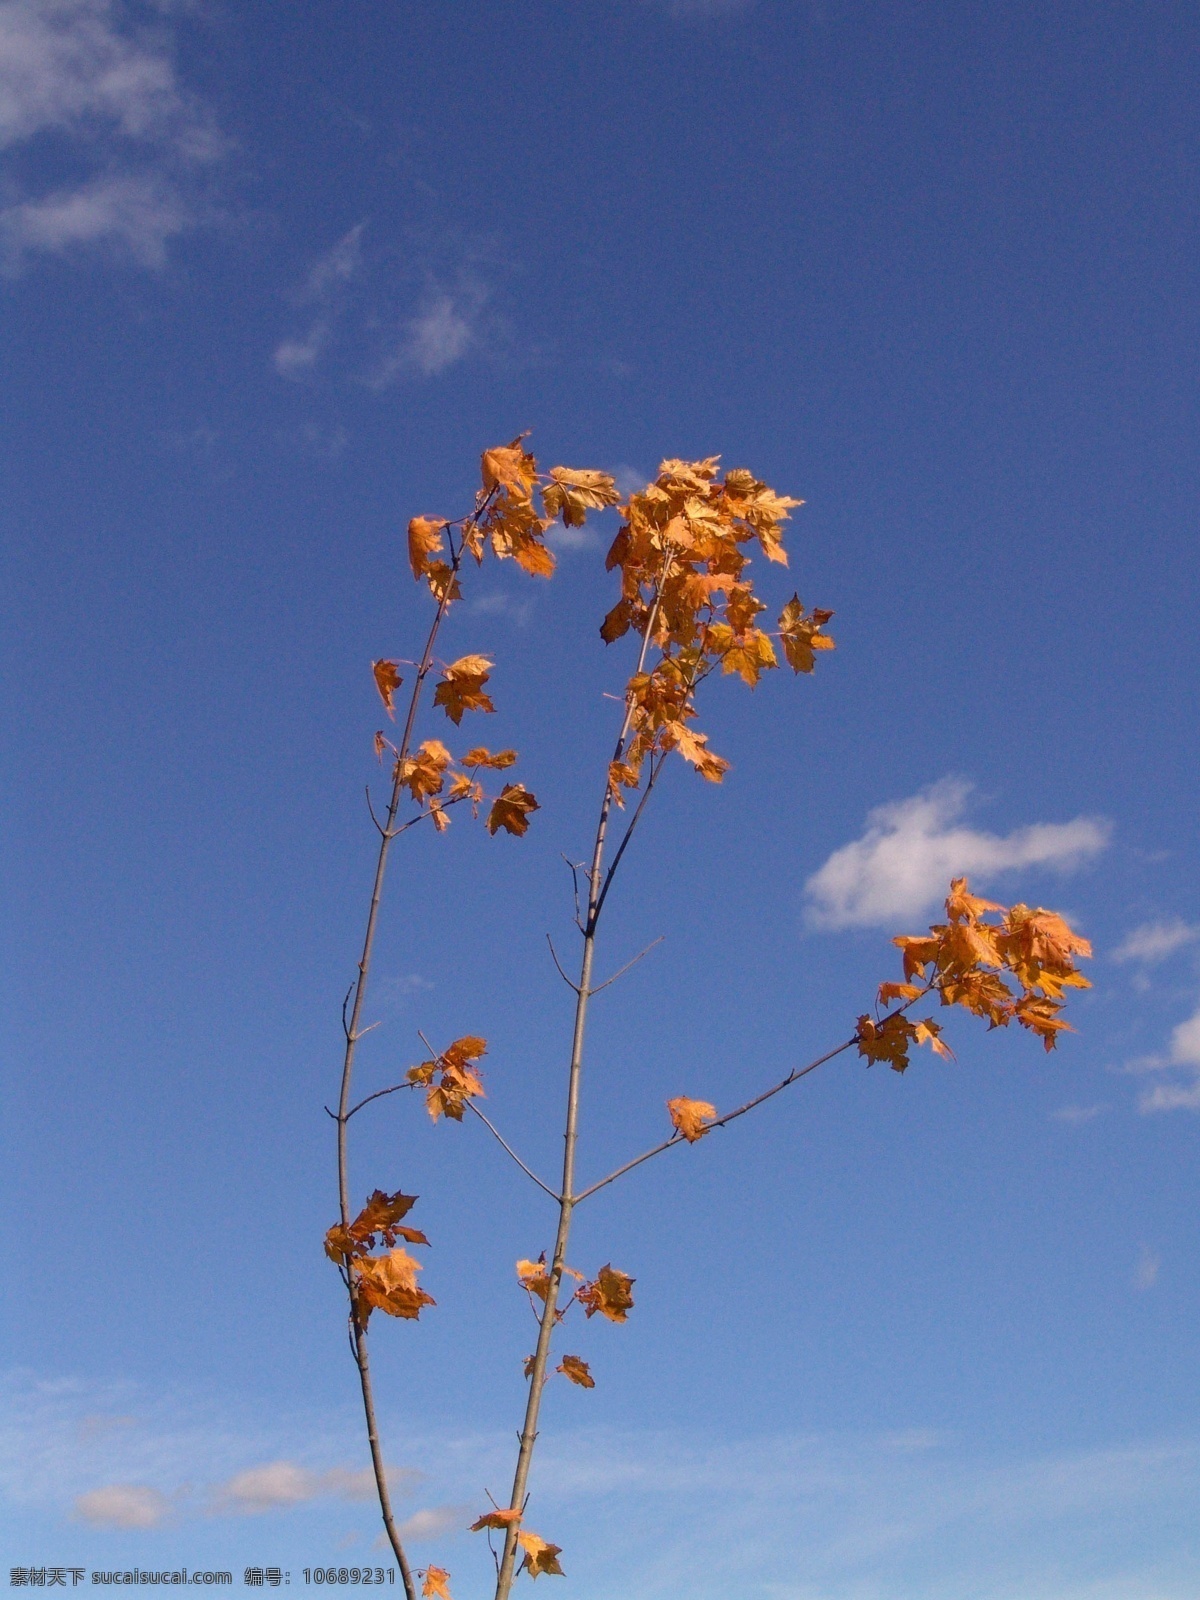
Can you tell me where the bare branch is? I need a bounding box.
[545,935,581,994]
[466,1101,561,1202]
[561,853,584,932]
[345,1080,418,1121]
[365,786,387,838]
[342,984,355,1042]
[590,935,664,996]
[572,1036,859,1204]
[350,1019,382,1044]
[591,751,666,928]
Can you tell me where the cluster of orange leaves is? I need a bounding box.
[324,1190,434,1328]
[601,456,833,799]
[856,877,1093,1072]
[371,437,621,844]
[405,1035,488,1122]
[469,1509,564,1580]
[516,1256,636,1330]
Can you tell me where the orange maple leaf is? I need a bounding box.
[667,1096,717,1142]
[777,595,835,674]
[481,436,538,500]
[517,1531,564,1579]
[469,1508,522,1532]
[352,1248,435,1325]
[420,1568,452,1600]
[487,783,539,837]
[372,660,403,718]
[408,517,446,580]
[462,747,518,769]
[541,466,620,527]
[434,655,496,725]
[576,1264,635,1323]
[556,1355,595,1389]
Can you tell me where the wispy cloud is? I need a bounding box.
[1135,1245,1161,1291]
[0,0,223,268]
[273,228,494,386]
[804,778,1110,930]
[1052,1103,1108,1124]
[273,223,365,379]
[393,1504,472,1543]
[1113,918,1200,966]
[211,1461,414,1515]
[74,1483,172,1528]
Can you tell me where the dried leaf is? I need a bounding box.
[517,1531,564,1579]
[353,1248,435,1324]
[666,1096,717,1142]
[372,660,403,717]
[434,655,496,725]
[487,783,539,837]
[421,1568,452,1600]
[408,517,446,580]
[469,1508,522,1532]
[778,595,835,674]
[462,747,518,769]
[576,1264,635,1323]
[481,436,537,500]
[557,1355,595,1388]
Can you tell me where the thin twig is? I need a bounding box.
[345,1080,418,1121]
[572,1038,857,1204]
[465,1101,561,1201]
[365,786,387,837]
[591,751,665,928]
[590,935,664,996]
[545,935,581,994]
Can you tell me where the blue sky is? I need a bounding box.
[2,0,1199,1594]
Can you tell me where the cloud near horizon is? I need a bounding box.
[804,778,1110,930]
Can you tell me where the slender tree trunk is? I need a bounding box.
[493,582,666,1600]
[336,546,463,1600]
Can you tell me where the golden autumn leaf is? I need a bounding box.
[778,595,835,674]
[420,1568,452,1600]
[462,746,518,769]
[353,1247,435,1324]
[668,724,730,783]
[557,1355,595,1388]
[481,436,538,500]
[325,1190,422,1263]
[667,1096,717,1142]
[372,660,403,717]
[516,1256,552,1303]
[408,517,446,580]
[373,731,389,761]
[434,655,496,725]
[469,1508,522,1533]
[877,981,924,1007]
[945,876,1004,924]
[424,561,462,605]
[487,783,539,837]
[576,1264,635,1323]
[413,1035,487,1123]
[541,466,620,527]
[855,1013,918,1073]
[517,1532,564,1579]
[396,740,452,803]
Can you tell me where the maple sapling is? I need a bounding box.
[328,443,1092,1600]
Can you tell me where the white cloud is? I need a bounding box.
[1135,1002,1200,1113]
[804,778,1110,930]
[401,292,474,376]
[0,0,222,267]
[211,1460,414,1515]
[1052,1103,1108,1124]
[300,221,364,300]
[1,170,186,262]
[393,1504,472,1543]
[273,324,328,378]
[1114,918,1200,965]
[74,1483,171,1528]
